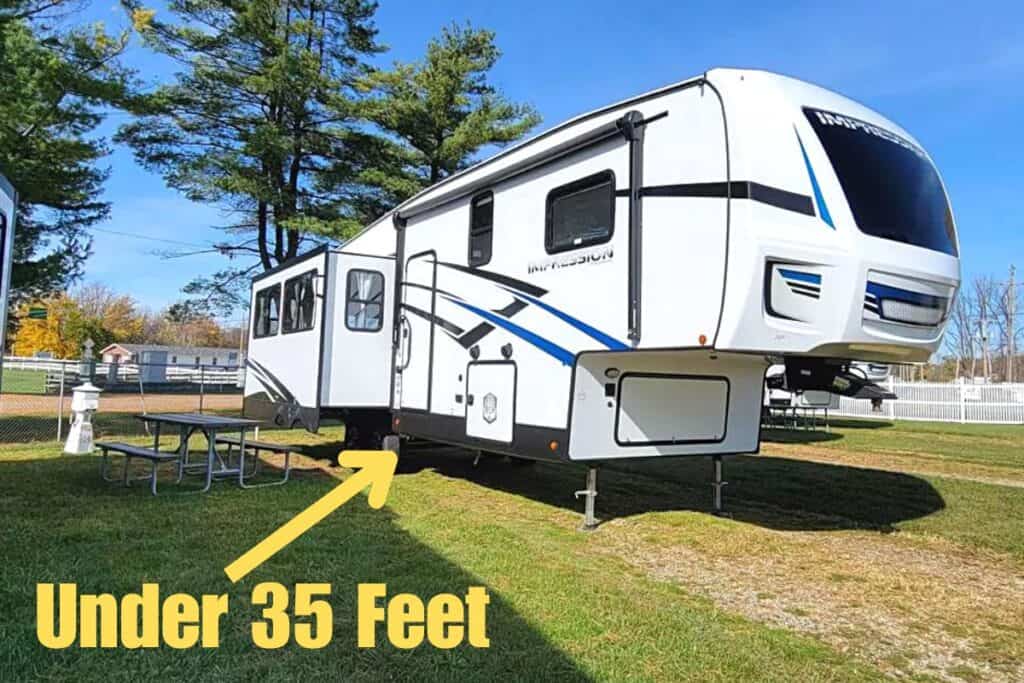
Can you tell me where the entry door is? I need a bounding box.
[465,362,516,443]
[398,251,436,412]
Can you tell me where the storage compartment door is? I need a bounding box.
[465,363,516,443]
[615,374,728,446]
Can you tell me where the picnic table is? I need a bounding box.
[134,413,262,493]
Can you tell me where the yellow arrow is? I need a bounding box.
[224,450,398,583]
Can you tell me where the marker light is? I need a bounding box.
[699,334,707,345]
[548,441,559,452]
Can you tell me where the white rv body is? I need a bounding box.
[245,68,960,461]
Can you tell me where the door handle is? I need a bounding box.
[466,394,474,406]
[399,316,412,372]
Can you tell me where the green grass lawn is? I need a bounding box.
[1,419,1022,681]
[0,367,48,394]
[765,417,1024,472]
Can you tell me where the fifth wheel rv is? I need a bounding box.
[244,68,960,521]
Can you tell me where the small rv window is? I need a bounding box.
[468,191,493,267]
[253,283,281,338]
[546,171,615,254]
[346,269,385,332]
[282,269,317,334]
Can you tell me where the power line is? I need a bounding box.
[87,226,210,249]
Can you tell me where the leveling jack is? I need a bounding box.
[711,455,728,516]
[575,467,599,531]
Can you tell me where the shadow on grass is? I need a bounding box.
[394,444,945,533]
[0,455,591,681]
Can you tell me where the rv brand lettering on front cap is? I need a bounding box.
[808,107,927,160]
[527,246,613,274]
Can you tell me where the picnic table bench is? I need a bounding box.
[96,441,183,496]
[215,435,293,488]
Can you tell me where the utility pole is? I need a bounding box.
[1009,265,1016,383]
[980,299,991,381]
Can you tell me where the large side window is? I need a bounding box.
[545,170,615,254]
[282,269,317,334]
[346,269,384,332]
[253,283,281,338]
[468,191,493,267]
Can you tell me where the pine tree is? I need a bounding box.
[117,0,393,276]
[359,23,540,190]
[0,2,132,304]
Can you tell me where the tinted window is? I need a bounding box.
[546,171,615,254]
[346,269,384,332]
[282,269,316,333]
[804,107,956,256]
[253,283,280,338]
[468,192,493,267]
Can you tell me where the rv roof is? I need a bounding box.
[348,67,914,238]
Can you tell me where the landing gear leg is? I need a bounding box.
[711,455,728,516]
[575,467,599,531]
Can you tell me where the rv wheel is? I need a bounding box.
[344,424,384,450]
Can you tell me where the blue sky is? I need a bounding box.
[78,0,1024,313]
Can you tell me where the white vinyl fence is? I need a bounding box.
[835,379,1024,424]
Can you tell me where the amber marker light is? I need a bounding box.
[699,334,707,345]
[549,441,559,452]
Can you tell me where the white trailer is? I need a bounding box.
[0,174,17,388]
[244,68,960,521]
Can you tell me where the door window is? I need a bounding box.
[346,269,385,332]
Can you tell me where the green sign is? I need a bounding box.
[27,307,46,320]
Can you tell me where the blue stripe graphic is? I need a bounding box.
[866,282,946,309]
[442,296,576,366]
[795,129,835,229]
[498,286,629,350]
[778,268,822,286]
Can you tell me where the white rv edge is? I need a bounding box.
[245,68,960,486]
[0,174,17,389]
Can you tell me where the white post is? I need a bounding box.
[56,362,66,442]
[887,376,896,419]
[959,381,966,424]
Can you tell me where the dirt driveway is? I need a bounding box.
[0,392,242,416]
